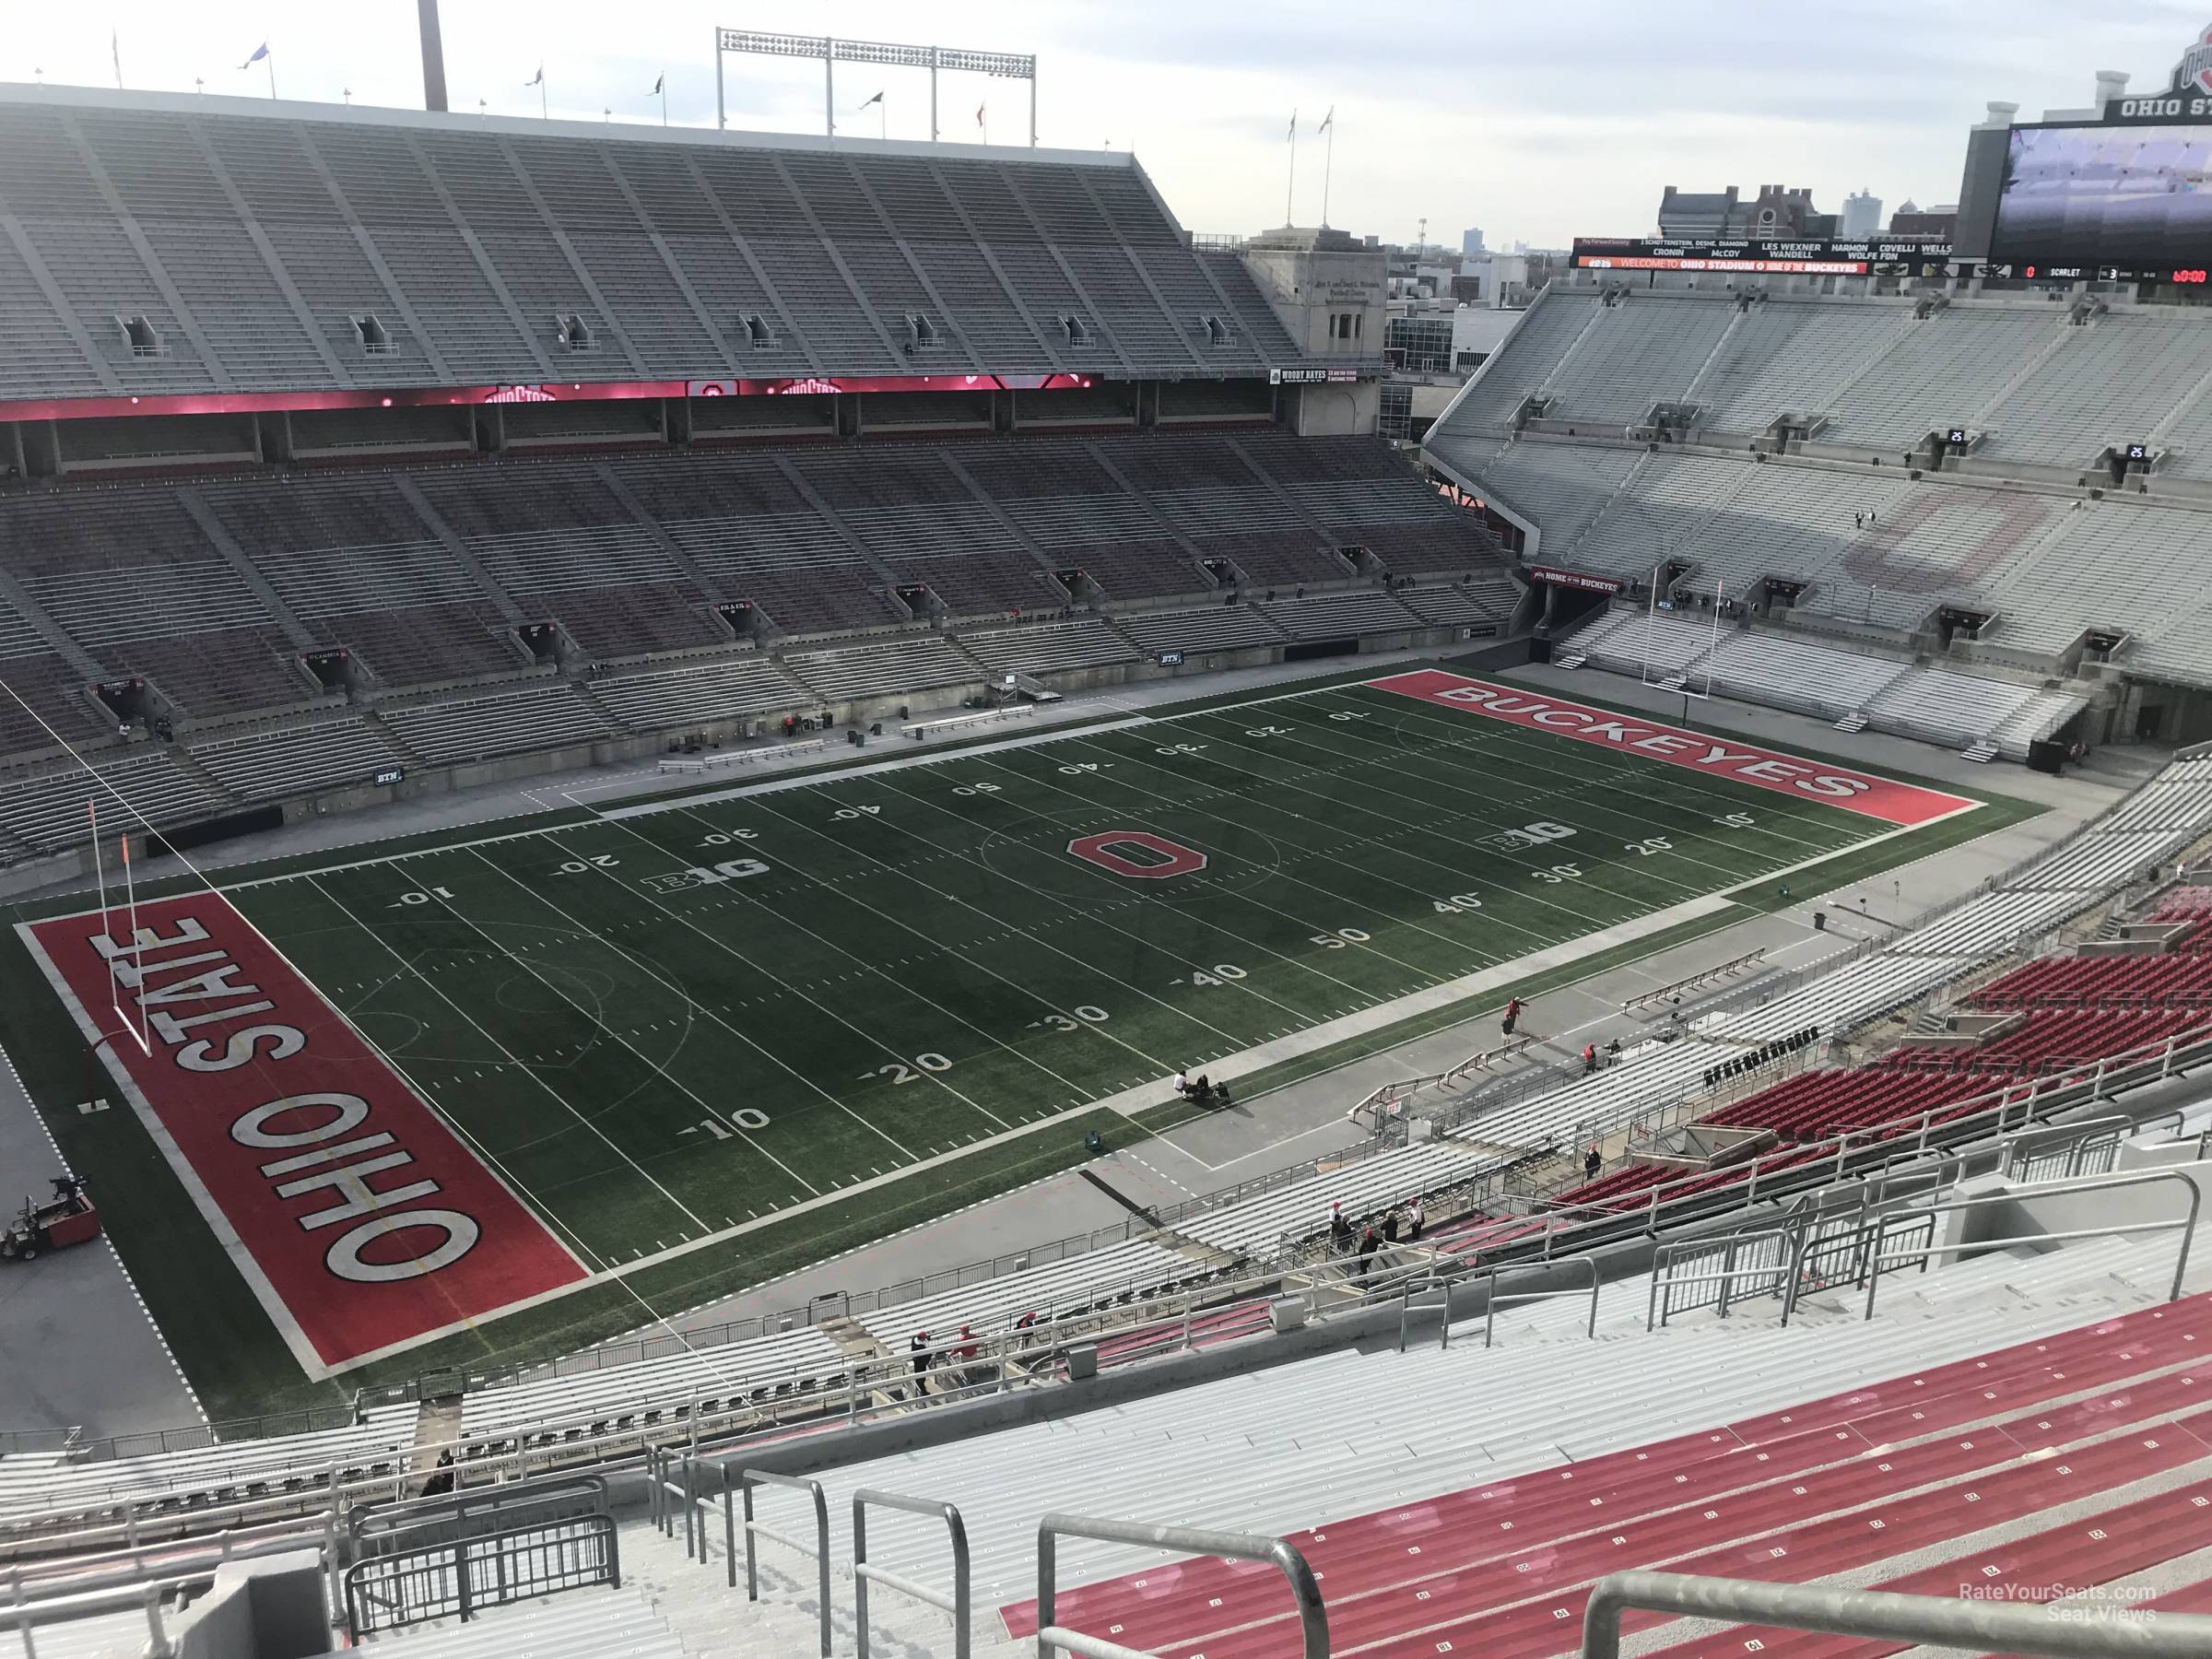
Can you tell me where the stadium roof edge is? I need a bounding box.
[0,79,1135,171]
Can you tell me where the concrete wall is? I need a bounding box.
[169,1550,332,1658]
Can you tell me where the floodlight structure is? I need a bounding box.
[714,29,1038,147]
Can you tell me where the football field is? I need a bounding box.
[6,667,2000,1411]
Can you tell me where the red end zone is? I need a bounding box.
[21,893,587,1375]
[1369,670,1975,828]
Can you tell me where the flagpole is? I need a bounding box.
[266,52,276,99]
[1322,117,1335,227]
[661,80,667,126]
[1286,111,1297,226]
[540,76,547,119]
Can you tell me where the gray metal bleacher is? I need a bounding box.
[1979,312,2212,465]
[188,716,404,802]
[1444,288,1602,434]
[1112,605,1285,656]
[1539,293,1738,424]
[203,477,526,688]
[959,616,1138,677]
[379,684,616,766]
[782,634,982,704]
[1818,306,2065,450]
[0,749,223,853]
[1260,587,1420,640]
[1689,299,1910,434]
[1,489,315,717]
[588,655,807,731]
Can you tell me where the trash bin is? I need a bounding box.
[1813,911,1827,932]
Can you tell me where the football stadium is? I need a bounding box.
[6,9,2212,1656]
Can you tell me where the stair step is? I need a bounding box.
[1833,711,1869,733]
[1962,738,2000,763]
[1553,652,1587,670]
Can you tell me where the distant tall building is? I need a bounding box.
[1840,189,1883,240]
[1658,183,1836,241]
[1461,227,1485,255]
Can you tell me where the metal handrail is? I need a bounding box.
[854,1488,970,1659]
[1583,1569,2212,1659]
[736,1468,830,1659]
[1864,1168,2203,1321]
[1035,1513,1325,1659]
[1478,1254,1599,1347]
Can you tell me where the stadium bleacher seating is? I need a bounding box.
[1426,284,2212,689]
[0,95,1324,394]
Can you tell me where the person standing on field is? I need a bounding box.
[1502,996,1524,1037]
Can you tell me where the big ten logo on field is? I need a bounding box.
[1481,821,1576,854]
[1065,830,1208,880]
[643,857,771,895]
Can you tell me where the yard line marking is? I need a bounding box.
[300,875,722,1240]
[970,744,1456,979]
[1053,728,1589,959]
[871,765,1347,1016]
[449,849,836,1185]
[613,804,1104,1113]
[1174,708,1719,908]
[469,836,924,1161]
[1341,683,1908,844]
[740,783,1250,1056]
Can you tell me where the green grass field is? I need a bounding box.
[0,667,2036,1420]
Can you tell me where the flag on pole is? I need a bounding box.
[1319,106,1334,132]
[240,41,268,69]
[1288,109,1297,139]
[975,101,985,127]
[111,27,122,88]
[652,73,663,96]
[525,65,543,87]
[858,90,883,109]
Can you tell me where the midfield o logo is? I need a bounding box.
[1065,830,1208,880]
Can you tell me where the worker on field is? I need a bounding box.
[1502,995,1524,1037]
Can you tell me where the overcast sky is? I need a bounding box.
[6,2,2207,248]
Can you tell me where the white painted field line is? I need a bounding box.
[951,753,1394,1006]
[608,801,1102,1113]
[868,759,1368,1007]
[1053,725,1614,956]
[454,844,857,1181]
[305,872,726,1234]
[1330,687,1857,858]
[1179,705,1740,909]
[734,785,1234,1060]
[485,829,936,1161]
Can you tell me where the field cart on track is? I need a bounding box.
[0,1175,100,1261]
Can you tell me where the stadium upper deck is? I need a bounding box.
[0,84,1315,403]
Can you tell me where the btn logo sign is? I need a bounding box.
[1065,831,1208,880]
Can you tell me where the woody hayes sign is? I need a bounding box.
[22,895,586,1375]
[1369,670,1975,827]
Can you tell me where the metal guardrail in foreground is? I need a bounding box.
[1581,1569,2212,1659]
[738,1468,831,1659]
[1035,1513,1326,1659]
[854,1488,971,1659]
